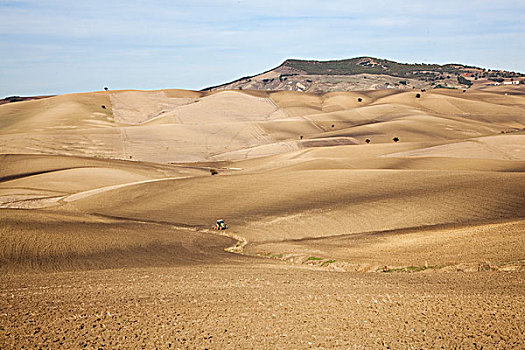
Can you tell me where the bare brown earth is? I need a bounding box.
[3,266,525,349]
[1,86,525,348]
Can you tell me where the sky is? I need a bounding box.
[1,0,524,97]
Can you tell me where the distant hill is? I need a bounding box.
[204,57,525,92]
[0,95,54,105]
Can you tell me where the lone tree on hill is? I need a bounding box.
[104,87,109,91]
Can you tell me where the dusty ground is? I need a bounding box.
[1,86,524,348]
[2,266,525,349]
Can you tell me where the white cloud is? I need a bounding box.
[1,0,524,96]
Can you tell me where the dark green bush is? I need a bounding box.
[457,75,473,86]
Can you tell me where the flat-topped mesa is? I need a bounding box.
[203,56,525,93]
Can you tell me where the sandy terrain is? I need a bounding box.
[1,86,524,348]
[1,87,523,163]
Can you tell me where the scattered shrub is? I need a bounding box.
[101,105,106,109]
[300,135,303,140]
[104,87,109,91]
[393,137,400,142]
[365,139,371,144]
[4,96,23,102]
[210,169,218,175]
[357,97,363,102]
[415,93,421,98]
[331,124,334,128]
[457,76,473,86]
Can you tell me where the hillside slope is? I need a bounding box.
[1,87,524,164]
[1,87,524,270]
[204,57,525,92]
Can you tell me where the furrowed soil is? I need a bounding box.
[2,266,525,349]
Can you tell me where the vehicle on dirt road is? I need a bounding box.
[215,219,228,230]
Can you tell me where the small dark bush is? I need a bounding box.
[331,124,334,128]
[5,96,23,102]
[393,137,400,142]
[357,97,363,102]
[101,105,106,109]
[365,139,371,144]
[457,76,473,86]
[210,169,218,175]
[104,87,109,91]
[415,93,421,98]
[300,135,303,140]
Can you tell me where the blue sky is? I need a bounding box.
[1,0,524,97]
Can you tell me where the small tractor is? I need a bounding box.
[215,219,228,230]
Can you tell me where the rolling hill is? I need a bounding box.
[204,56,525,92]
[1,81,525,349]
